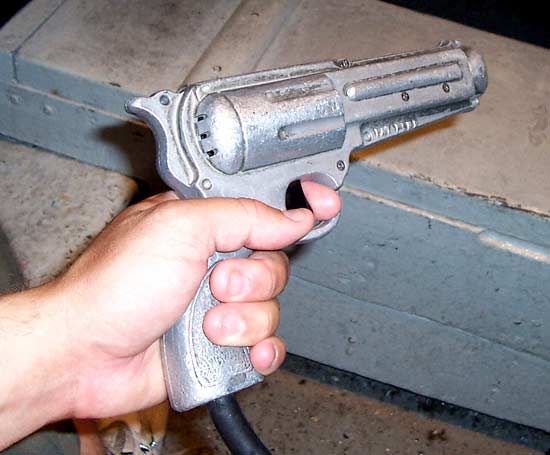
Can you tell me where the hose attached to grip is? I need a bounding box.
[207,394,272,455]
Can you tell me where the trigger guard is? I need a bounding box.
[297,212,341,244]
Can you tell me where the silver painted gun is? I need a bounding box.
[126,40,487,412]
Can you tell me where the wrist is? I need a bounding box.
[0,283,77,448]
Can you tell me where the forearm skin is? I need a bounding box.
[0,284,76,449]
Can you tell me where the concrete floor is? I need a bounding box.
[165,359,549,454]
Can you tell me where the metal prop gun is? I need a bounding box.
[126,40,487,412]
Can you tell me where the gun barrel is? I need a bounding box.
[344,62,463,101]
[330,41,487,126]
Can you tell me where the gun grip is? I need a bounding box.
[161,249,263,411]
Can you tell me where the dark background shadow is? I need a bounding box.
[382,0,549,48]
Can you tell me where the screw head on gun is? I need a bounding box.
[126,41,487,411]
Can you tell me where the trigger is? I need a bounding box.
[297,213,341,244]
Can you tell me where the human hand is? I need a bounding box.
[45,182,341,419]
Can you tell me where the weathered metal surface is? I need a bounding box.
[160,249,263,412]
[127,42,485,213]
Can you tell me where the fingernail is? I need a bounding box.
[283,208,309,222]
[227,271,249,296]
[221,312,246,337]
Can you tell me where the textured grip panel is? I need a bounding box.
[161,249,263,411]
[190,271,254,387]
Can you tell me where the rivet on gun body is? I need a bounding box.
[401,92,410,102]
[159,94,170,106]
[337,160,346,171]
[337,59,350,69]
[201,179,212,190]
[442,83,450,93]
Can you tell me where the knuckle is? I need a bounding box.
[254,303,275,338]
[260,260,278,298]
[276,251,290,276]
[267,300,280,331]
[146,200,198,232]
[261,311,274,337]
[237,198,265,221]
[253,252,288,297]
[146,200,177,222]
[272,253,289,294]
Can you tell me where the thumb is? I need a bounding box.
[157,197,315,258]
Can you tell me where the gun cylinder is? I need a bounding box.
[195,74,345,175]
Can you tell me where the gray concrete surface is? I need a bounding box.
[0,139,136,286]
[165,366,549,454]
[15,0,241,96]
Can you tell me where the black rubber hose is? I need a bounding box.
[207,394,272,455]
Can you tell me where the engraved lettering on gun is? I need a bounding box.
[363,118,418,143]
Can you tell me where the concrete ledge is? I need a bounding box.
[281,276,550,431]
